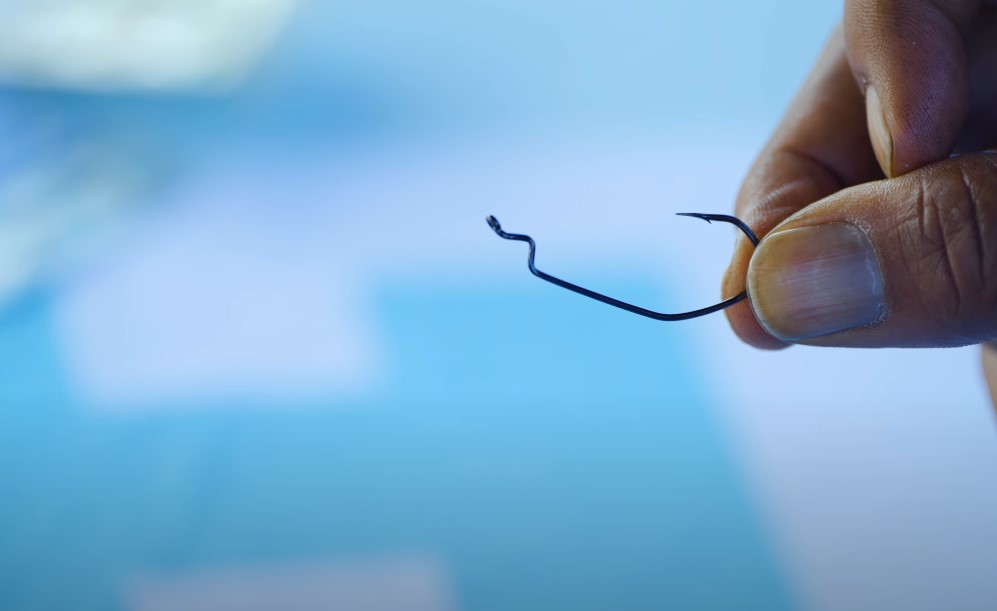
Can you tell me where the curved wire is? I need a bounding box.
[486,213,760,321]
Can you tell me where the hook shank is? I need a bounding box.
[486,213,759,322]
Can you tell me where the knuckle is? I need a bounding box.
[899,156,997,339]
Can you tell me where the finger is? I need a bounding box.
[984,342,997,409]
[723,28,882,349]
[844,0,976,177]
[959,6,997,152]
[747,152,997,347]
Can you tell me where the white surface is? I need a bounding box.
[125,556,455,611]
[55,171,385,406]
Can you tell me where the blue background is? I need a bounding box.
[3,2,995,611]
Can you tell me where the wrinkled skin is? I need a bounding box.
[723,0,997,406]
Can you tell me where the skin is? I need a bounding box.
[724,0,997,406]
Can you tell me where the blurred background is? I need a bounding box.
[1,1,996,610]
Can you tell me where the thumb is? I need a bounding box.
[845,0,974,177]
[746,153,997,348]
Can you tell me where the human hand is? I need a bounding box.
[722,1,997,400]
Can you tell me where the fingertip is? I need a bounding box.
[983,342,997,410]
[866,86,894,177]
[724,300,789,351]
[723,248,789,351]
[847,0,971,176]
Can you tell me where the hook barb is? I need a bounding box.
[486,213,758,321]
[675,213,760,246]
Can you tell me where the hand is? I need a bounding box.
[722,1,997,402]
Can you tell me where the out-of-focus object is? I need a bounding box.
[0,0,301,310]
[126,557,455,611]
[0,0,299,92]
[0,105,152,308]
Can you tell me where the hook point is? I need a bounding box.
[676,212,713,224]
[486,215,502,233]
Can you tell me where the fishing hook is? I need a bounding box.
[486,213,759,321]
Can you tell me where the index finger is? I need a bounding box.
[723,28,882,349]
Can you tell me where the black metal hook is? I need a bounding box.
[486,213,759,321]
